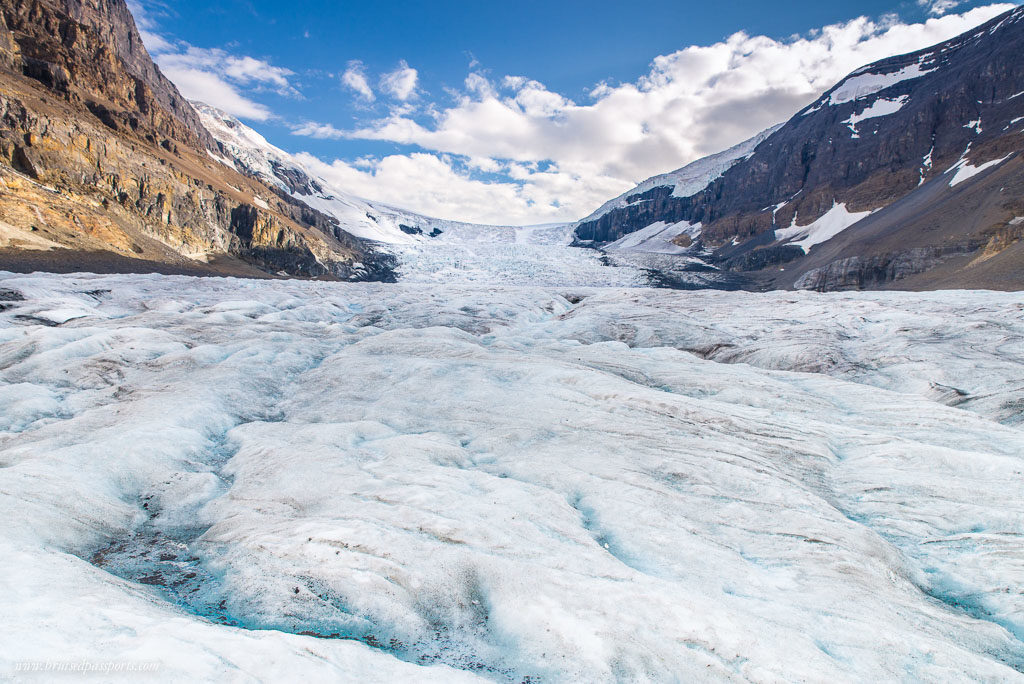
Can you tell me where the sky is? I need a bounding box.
[130,0,1018,225]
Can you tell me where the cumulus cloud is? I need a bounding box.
[157,47,296,95]
[166,70,274,120]
[152,46,296,121]
[291,4,1010,224]
[291,121,346,139]
[341,60,375,101]
[380,61,419,101]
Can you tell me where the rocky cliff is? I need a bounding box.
[575,7,1024,291]
[51,0,213,147]
[0,0,393,279]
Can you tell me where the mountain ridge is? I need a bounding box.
[574,5,1024,290]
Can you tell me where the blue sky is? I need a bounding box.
[132,0,1017,224]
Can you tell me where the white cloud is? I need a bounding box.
[380,61,419,101]
[153,46,296,121]
[918,0,966,16]
[126,2,297,120]
[163,69,273,120]
[341,61,375,101]
[220,54,294,92]
[138,29,174,54]
[295,152,604,225]
[291,4,1010,224]
[157,47,296,96]
[291,121,346,139]
[126,0,152,26]
[464,72,495,98]
[126,0,174,54]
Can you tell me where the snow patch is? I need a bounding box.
[843,96,909,136]
[602,220,702,255]
[828,63,935,106]
[920,146,934,186]
[774,202,874,252]
[948,154,1014,188]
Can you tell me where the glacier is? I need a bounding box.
[387,222,658,288]
[0,273,1023,682]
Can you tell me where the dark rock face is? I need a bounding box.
[720,244,804,272]
[575,7,1024,290]
[397,224,442,238]
[574,186,690,245]
[2,0,212,150]
[49,0,212,148]
[794,248,955,291]
[269,161,325,197]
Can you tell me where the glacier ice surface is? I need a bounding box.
[0,273,1022,682]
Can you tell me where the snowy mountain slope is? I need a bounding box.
[386,221,742,288]
[197,106,666,287]
[2,273,1023,681]
[575,6,1024,290]
[197,103,512,246]
[602,219,702,255]
[576,124,782,227]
